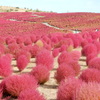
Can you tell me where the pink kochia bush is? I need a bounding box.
[88,57,100,70]
[30,65,50,84]
[68,61,81,76]
[79,68,100,83]
[17,55,29,71]
[8,43,19,54]
[55,63,75,83]
[74,82,100,100]
[58,51,72,65]
[59,44,68,52]
[86,53,97,65]
[52,48,60,57]
[93,40,100,53]
[30,45,42,57]
[4,74,38,96]
[18,89,46,100]
[70,50,81,61]
[57,77,82,100]
[82,43,97,56]
[15,49,31,61]
[36,49,54,70]
[0,55,12,77]
[30,34,36,43]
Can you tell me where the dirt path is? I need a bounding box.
[42,22,64,30]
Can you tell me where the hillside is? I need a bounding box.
[0,11,100,36]
[0,6,42,12]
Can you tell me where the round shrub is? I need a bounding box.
[81,39,88,47]
[58,51,72,65]
[35,40,44,47]
[86,53,97,65]
[70,50,81,61]
[52,48,60,57]
[8,43,19,54]
[18,89,46,100]
[30,45,42,58]
[57,77,82,100]
[15,49,31,61]
[55,63,75,83]
[59,44,68,52]
[74,82,100,100]
[4,74,38,96]
[82,43,97,56]
[68,61,81,76]
[93,40,100,53]
[23,36,32,45]
[30,34,36,43]
[79,68,100,82]
[17,55,29,71]
[30,65,50,84]
[0,55,12,77]
[36,49,54,70]
[88,57,100,70]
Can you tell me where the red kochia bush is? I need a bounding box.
[0,44,6,55]
[4,74,38,96]
[30,45,42,58]
[30,34,36,43]
[18,89,46,100]
[86,53,97,65]
[81,39,88,47]
[15,49,31,61]
[57,77,82,100]
[36,49,54,70]
[55,63,75,83]
[59,44,68,52]
[30,65,50,84]
[52,48,60,57]
[17,55,29,71]
[0,36,6,44]
[70,50,81,61]
[74,82,100,100]
[58,51,72,65]
[8,43,19,54]
[93,41,100,53]
[68,61,81,76]
[15,36,24,44]
[23,36,32,45]
[88,57,100,70]
[0,55,12,77]
[82,43,97,56]
[79,68,100,83]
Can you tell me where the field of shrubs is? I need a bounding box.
[0,12,100,100]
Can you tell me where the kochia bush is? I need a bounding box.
[30,65,50,84]
[55,63,75,83]
[17,55,29,71]
[82,43,97,56]
[36,49,54,70]
[58,51,72,65]
[88,57,100,70]
[18,89,46,100]
[70,50,81,61]
[0,55,12,77]
[4,74,38,96]
[73,82,100,100]
[57,77,82,100]
[80,68,100,83]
